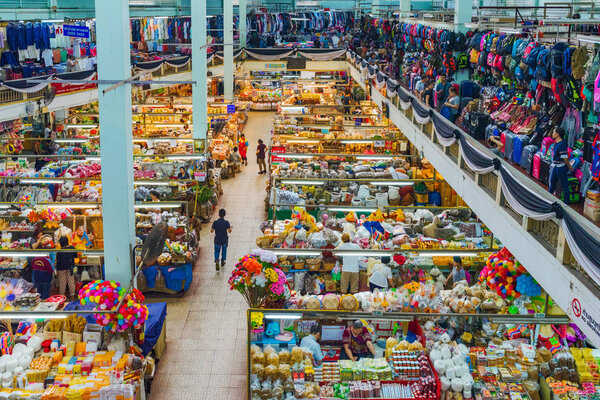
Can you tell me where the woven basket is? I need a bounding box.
[255,236,272,248]
[322,261,336,271]
[340,294,360,311]
[322,294,340,310]
[306,258,322,271]
[279,264,291,273]
[305,296,322,310]
[293,260,305,270]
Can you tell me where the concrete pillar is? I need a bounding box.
[239,0,247,48]
[371,0,380,17]
[192,0,208,139]
[224,0,234,100]
[95,0,135,284]
[400,0,410,18]
[454,0,471,34]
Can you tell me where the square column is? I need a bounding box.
[224,0,234,100]
[192,0,208,139]
[239,0,247,48]
[95,0,135,284]
[454,0,471,33]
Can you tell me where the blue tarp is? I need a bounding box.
[142,302,167,356]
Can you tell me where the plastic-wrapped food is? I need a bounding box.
[279,349,290,365]
[252,350,265,365]
[523,380,541,400]
[527,365,539,379]
[278,364,291,380]
[252,363,265,379]
[251,344,261,355]
[283,378,295,393]
[539,362,550,378]
[538,347,552,362]
[290,347,304,365]
[265,364,278,381]
[266,351,280,366]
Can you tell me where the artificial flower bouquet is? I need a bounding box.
[228,249,290,308]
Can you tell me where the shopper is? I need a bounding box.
[549,127,573,204]
[337,233,361,294]
[300,325,324,366]
[487,134,504,156]
[149,190,160,202]
[256,139,267,174]
[238,134,248,166]
[442,87,461,122]
[414,76,428,99]
[368,256,394,291]
[341,320,377,361]
[211,208,232,271]
[423,80,435,108]
[363,144,375,155]
[66,54,78,72]
[177,166,190,179]
[445,256,466,288]
[56,236,77,299]
[435,75,450,110]
[31,229,53,299]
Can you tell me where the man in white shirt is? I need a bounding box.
[337,233,361,294]
[300,325,324,366]
[331,34,340,48]
[369,256,394,291]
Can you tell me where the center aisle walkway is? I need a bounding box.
[149,112,275,400]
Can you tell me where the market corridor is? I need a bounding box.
[149,112,275,400]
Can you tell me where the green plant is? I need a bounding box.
[196,185,213,203]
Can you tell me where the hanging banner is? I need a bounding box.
[63,25,90,39]
[271,146,286,163]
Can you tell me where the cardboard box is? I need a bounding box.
[83,324,102,347]
[42,327,62,342]
[62,331,82,344]
[584,198,600,222]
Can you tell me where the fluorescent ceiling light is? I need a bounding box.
[65,124,95,128]
[135,203,182,209]
[270,250,321,256]
[0,313,69,319]
[46,204,98,209]
[276,154,313,159]
[134,181,171,186]
[21,178,65,184]
[263,313,303,320]
[0,251,50,257]
[86,157,101,161]
[355,155,395,160]
[334,250,393,257]
[280,180,324,185]
[284,140,321,144]
[0,205,11,209]
[417,252,479,257]
[370,181,414,186]
[165,155,206,161]
[577,35,600,44]
[135,139,194,143]
[340,140,372,144]
[54,138,88,143]
[329,207,377,213]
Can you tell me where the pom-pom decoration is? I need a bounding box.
[478,248,541,300]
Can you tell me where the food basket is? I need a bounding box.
[323,261,336,271]
[306,258,322,271]
[293,260,306,270]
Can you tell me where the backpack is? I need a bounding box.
[524,43,541,68]
[469,48,480,64]
[499,35,516,55]
[571,46,589,80]
[514,40,531,62]
[478,51,488,67]
[443,53,457,74]
[535,48,551,81]
[550,42,569,78]
[469,32,483,50]
[585,49,600,87]
[455,33,467,51]
[457,52,469,69]
[565,76,584,110]
[564,46,575,77]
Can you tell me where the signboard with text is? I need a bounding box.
[271,146,286,163]
[63,25,90,39]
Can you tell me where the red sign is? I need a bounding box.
[324,8,330,11]
[51,81,97,95]
[271,146,286,163]
[572,298,582,318]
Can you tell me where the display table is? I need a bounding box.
[138,263,193,294]
[143,302,167,358]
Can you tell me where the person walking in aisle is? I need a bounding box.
[337,233,360,294]
[211,208,232,271]
[549,127,573,204]
[256,139,267,174]
[238,134,248,166]
[56,236,77,299]
[445,256,466,288]
[368,256,394,291]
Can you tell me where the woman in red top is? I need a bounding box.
[238,134,248,166]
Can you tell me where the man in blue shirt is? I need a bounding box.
[210,208,232,271]
[548,127,574,204]
[300,325,324,366]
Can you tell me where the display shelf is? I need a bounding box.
[264,248,492,256]
[269,153,413,160]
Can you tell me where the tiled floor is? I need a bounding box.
[148,112,275,400]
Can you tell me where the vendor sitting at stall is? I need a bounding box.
[342,320,376,361]
[300,325,324,366]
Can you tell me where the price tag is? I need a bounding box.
[534,313,546,318]
[374,140,385,148]
[372,310,383,316]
